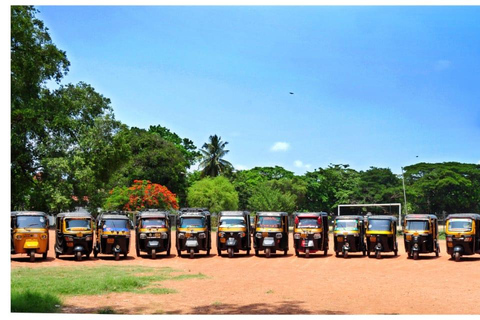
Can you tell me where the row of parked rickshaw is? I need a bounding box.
[11,209,480,262]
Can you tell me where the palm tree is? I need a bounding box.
[199,135,233,177]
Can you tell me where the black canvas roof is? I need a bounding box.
[11,211,47,217]
[335,215,364,220]
[57,212,93,219]
[219,211,249,217]
[367,215,397,221]
[97,212,130,220]
[405,214,438,220]
[257,211,288,217]
[446,213,480,220]
[137,211,168,219]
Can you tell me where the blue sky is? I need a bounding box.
[36,6,480,175]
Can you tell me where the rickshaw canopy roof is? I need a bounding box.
[57,212,93,219]
[136,211,169,219]
[257,211,288,217]
[405,214,438,221]
[294,212,327,218]
[97,212,130,221]
[446,213,480,220]
[219,211,249,217]
[11,211,47,217]
[334,215,364,221]
[367,215,397,221]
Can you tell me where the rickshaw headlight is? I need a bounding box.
[161,232,168,239]
[41,234,47,239]
[65,236,73,241]
[139,233,147,239]
[198,233,206,239]
[255,233,262,239]
[313,233,321,239]
[178,233,185,239]
[15,234,23,240]
[275,233,282,239]
[294,233,300,240]
[219,232,225,238]
[240,232,246,237]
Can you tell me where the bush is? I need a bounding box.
[11,290,62,313]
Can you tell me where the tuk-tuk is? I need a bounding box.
[54,212,94,261]
[11,211,49,262]
[93,212,132,260]
[253,212,289,258]
[366,215,398,259]
[333,215,366,258]
[134,210,172,258]
[445,213,480,262]
[217,211,252,257]
[293,212,329,257]
[176,208,211,258]
[403,214,440,260]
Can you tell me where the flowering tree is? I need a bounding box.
[104,180,178,211]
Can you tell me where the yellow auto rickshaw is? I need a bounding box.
[445,213,480,261]
[253,212,289,258]
[366,215,398,259]
[403,214,440,260]
[54,212,94,261]
[11,211,49,262]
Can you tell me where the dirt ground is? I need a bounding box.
[11,230,480,315]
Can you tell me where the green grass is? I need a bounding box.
[97,307,116,314]
[11,290,62,313]
[11,266,206,313]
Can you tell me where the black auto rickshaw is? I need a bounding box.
[445,213,480,262]
[293,212,329,257]
[217,211,252,257]
[333,215,366,258]
[11,211,49,262]
[93,212,132,260]
[134,210,172,258]
[403,214,440,260]
[176,208,211,258]
[54,212,94,261]
[366,215,398,259]
[253,212,289,258]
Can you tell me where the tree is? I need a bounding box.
[104,180,179,211]
[198,135,233,177]
[247,182,297,213]
[355,167,403,204]
[186,176,239,213]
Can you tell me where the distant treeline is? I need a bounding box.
[11,6,480,216]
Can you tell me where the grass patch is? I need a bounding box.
[11,290,62,313]
[266,289,274,294]
[11,266,206,313]
[212,301,222,306]
[97,307,116,314]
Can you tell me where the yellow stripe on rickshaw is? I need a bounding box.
[218,227,246,232]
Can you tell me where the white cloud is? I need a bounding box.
[234,164,248,171]
[270,142,290,152]
[305,164,312,169]
[434,59,451,71]
[294,160,303,168]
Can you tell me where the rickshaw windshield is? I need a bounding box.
[448,219,472,232]
[16,216,46,228]
[180,217,204,228]
[141,218,166,228]
[335,220,358,231]
[103,219,129,230]
[406,220,428,231]
[258,216,282,228]
[220,217,245,228]
[298,218,319,228]
[368,219,391,231]
[66,219,91,230]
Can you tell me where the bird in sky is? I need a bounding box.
[289,92,294,95]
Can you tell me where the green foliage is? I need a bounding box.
[11,289,62,313]
[187,176,239,213]
[97,307,116,314]
[199,135,233,177]
[247,181,297,213]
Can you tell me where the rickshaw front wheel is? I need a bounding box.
[76,251,82,261]
[29,251,35,262]
[305,248,310,258]
[151,249,156,259]
[454,252,461,262]
[343,250,348,259]
[413,251,419,260]
[228,247,234,258]
[375,251,381,259]
[114,252,120,261]
[189,248,194,259]
[265,248,271,258]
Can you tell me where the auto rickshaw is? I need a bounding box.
[54,212,94,261]
[445,213,480,262]
[176,208,211,258]
[217,211,252,257]
[293,212,329,257]
[366,215,398,259]
[93,212,132,260]
[333,215,366,258]
[134,210,172,258]
[11,211,49,262]
[253,212,289,258]
[403,214,440,260]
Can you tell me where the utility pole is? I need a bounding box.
[401,167,408,223]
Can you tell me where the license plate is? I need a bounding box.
[263,237,275,246]
[220,238,226,243]
[262,232,268,237]
[77,233,83,237]
[186,239,198,247]
[301,234,307,239]
[155,233,161,237]
[370,236,376,242]
[107,238,114,244]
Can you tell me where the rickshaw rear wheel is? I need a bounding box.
[177,249,181,257]
[228,247,234,258]
[189,248,194,259]
[407,251,411,259]
[305,248,310,258]
[265,248,271,258]
[114,252,120,261]
[295,249,299,256]
[255,249,259,256]
[151,249,156,259]
[454,252,461,262]
[42,252,47,260]
[207,249,210,256]
[324,249,328,256]
[55,252,60,259]
[86,253,90,259]
[29,251,35,262]
[435,244,440,257]
[136,246,140,257]
[413,251,419,260]
[93,250,98,258]
[394,249,398,256]
[167,247,171,256]
[284,249,288,256]
[123,253,127,258]
[76,251,82,261]
[362,250,366,256]
[246,249,250,256]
